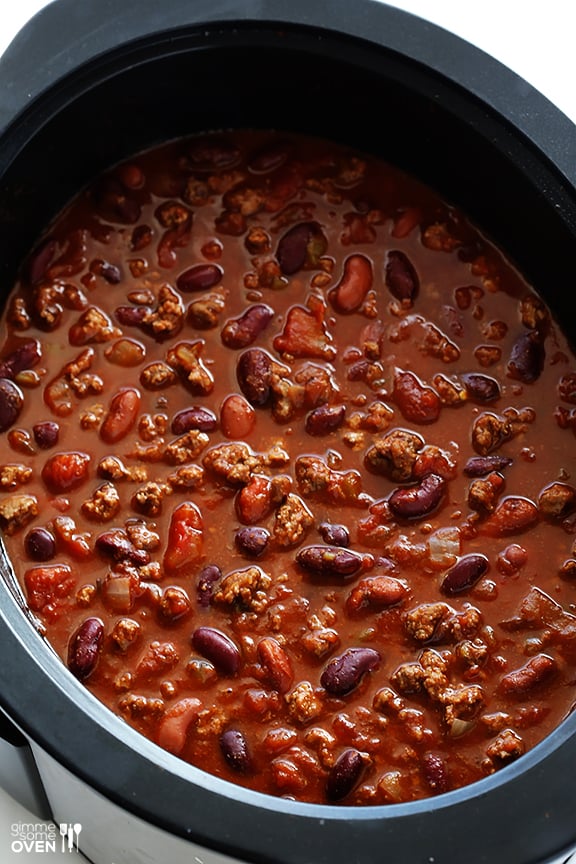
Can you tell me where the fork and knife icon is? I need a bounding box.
[59,823,82,853]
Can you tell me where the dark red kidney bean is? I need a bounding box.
[68,618,104,680]
[237,348,272,407]
[220,394,256,439]
[326,748,365,801]
[257,637,294,693]
[248,141,291,174]
[385,250,419,305]
[461,373,500,403]
[318,522,350,547]
[100,388,140,444]
[393,370,441,424]
[176,263,223,293]
[0,379,24,432]
[388,473,446,520]
[296,545,365,579]
[171,406,218,434]
[196,564,222,607]
[192,626,241,676]
[305,404,346,436]
[0,340,42,379]
[463,455,513,477]
[499,654,558,697]
[235,526,270,558]
[186,138,241,172]
[276,222,323,275]
[91,259,122,284]
[32,421,60,449]
[440,554,489,595]
[422,752,450,794]
[115,305,150,327]
[220,729,252,773]
[321,647,381,696]
[25,527,56,562]
[328,254,373,314]
[221,304,274,349]
[507,331,545,383]
[95,529,150,566]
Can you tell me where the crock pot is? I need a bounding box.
[1,1,576,862]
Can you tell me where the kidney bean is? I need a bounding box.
[257,637,294,693]
[499,654,558,697]
[41,451,90,494]
[296,545,365,579]
[171,406,218,435]
[461,373,500,403]
[95,529,150,566]
[220,393,256,439]
[186,138,241,172]
[0,378,24,432]
[221,304,274,349]
[276,222,326,275]
[497,543,528,575]
[0,340,42,380]
[388,473,446,520]
[237,348,272,407]
[68,617,104,680]
[463,455,513,477]
[318,522,350,547]
[393,370,441,424]
[248,141,291,174]
[100,388,140,444]
[115,305,150,327]
[305,404,346,436]
[176,263,223,293]
[220,729,252,773]
[326,748,365,801]
[25,527,56,562]
[32,421,60,449]
[235,526,270,558]
[440,554,489,595]
[191,626,241,676]
[346,575,408,613]
[236,475,274,524]
[507,331,545,383]
[481,496,539,536]
[321,647,381,696]
[422,752,449,793]
[156,697,202,755]
[196,564,222,607]
[329,254,373,314]
[385,250,419,305]
[164,501,204,575]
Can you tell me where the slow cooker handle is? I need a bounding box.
[0,708,51,818]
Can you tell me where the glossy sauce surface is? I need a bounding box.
[1,131,576,805]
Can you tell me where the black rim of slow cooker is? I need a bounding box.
[1,3,576,863]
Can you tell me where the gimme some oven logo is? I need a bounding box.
[10,822,82,854]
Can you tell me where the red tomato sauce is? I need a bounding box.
[1,130,576,805]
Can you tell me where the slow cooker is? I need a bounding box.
[1,1,576,862]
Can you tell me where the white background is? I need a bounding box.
[0,1,575,862]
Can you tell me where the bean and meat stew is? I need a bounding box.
[1,130,576,805]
